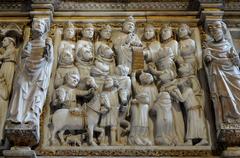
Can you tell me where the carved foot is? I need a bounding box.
[183,140,192,146]
[195,139,208,146]
[89,141,97,146]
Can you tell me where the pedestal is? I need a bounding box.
[222,147,240,158]
[3,146,37,158]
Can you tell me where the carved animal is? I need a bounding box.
[49,77,105,146]
[64,134,82,146]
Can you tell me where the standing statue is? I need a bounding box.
[142,24,161,63]
[58,22,76,57]
[114,16,142,74]
[100,77,120,145]
[0,28,21,144]
[152,92,177,146]
[178,24,198,74]
[132,71,158,143]
[177,80,208,146]
[204,20,240,121]
[128,93,152,145]
[7,19,53,140]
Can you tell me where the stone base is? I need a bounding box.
[3,146,37,158]
[217,123,240,146]
[221,147,240,158]
[5,122,39,146]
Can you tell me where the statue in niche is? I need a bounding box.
[142,24,161,63]
[54,46,79,88]
[114,16,142,74]
[100,77,120,145]
[177,79,208,146]
[132,71,158,143]
[128,93,152,145]
[152,92,177,146]
[160,24,178,62]
[58,22,76,57]
[204,20,240,121]
[95,24,113,51]
[178,24,198,74]
[7,18,53,139]
[50,76,106,146]
[0,73,9,143]
[157,69,185,144]
[0,29,21,143]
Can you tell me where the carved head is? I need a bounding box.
[123,16,136,33]
[32,18,48,36]
[85,76,98,89]
[103,77,114,89]
[100,25,112,40]
[82,23,95,39]
[160,24,172,41]
[2,37,15,48]
[207,20,227,42]
[144,24,156,40]
[63,21,75,40]
[178,23,191,39]
[116,65,129,76]
[76,43,93,62]
[139,72,154,85]
[97,44,114,59]
[65,72,80,88]
[135,93,150,104]
[178,63,194,77]
[59,47,74,65]
[159,69,175,83]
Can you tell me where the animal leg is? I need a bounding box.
[94,126,105,145]
[88,125,97,146]
[50,129,57,145]
[58,130,65,145]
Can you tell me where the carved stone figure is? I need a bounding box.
[54,72,93,110]
[91,43,115,76]
[114,65,131,143]
[114,16,142,74]
[58,22,76,57]
[204,20,240,121]
[132,71,158,143]
[50,76,105,146]
[160,24,178,61]
[7,19,53,136]
[55,46,79,88]
[0,73,8,143]
[142,24,161,63]
[95,24,113,51]
[128,93,152,145]
[177,80,208,146]
[178,24,198,74]
[152,92,177,146]
[158,69,185,144]
[100,77,120,145]
[0,30,20,143]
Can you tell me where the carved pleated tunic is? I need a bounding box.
[206,40,240,119]
[100,88,119,127]
[182,87,207,139]
[8,39,53,124]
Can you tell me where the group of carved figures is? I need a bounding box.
[49,16,209,147]
[0,16,239,148]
